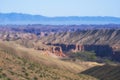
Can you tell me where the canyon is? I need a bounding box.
[0,24,120,80]
[0,24,120,61]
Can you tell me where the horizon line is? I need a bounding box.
[0,12,120,18]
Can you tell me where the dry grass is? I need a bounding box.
[0,40,103,73]
[0,41,98,80]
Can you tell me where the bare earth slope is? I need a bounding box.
[39,29,120,46]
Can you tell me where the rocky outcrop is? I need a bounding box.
[47,43,84,52]
[34,43,66,57]
[51,46,65,57]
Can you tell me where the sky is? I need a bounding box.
[0,0,120,17]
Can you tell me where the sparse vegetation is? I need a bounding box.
[70,51,97,61]
[68,51,117,64]
[0,41,98,80]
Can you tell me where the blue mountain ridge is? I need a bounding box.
[0,13,120,25]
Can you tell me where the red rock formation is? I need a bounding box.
[51,46,65,57]
[34,43,66,57]
[46,43,85,52]
[75,44,84,52]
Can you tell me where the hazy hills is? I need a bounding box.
[0,13,120,24]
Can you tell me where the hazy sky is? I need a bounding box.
[0,0,120,17]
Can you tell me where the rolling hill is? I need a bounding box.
[0,40,100,80]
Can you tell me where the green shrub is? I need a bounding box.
[70,51,97,61]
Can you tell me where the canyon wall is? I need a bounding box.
[83,45,113,57]
[47,43,84,52]
[46,43,119,58]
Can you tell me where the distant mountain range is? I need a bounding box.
[0,13,120,25]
